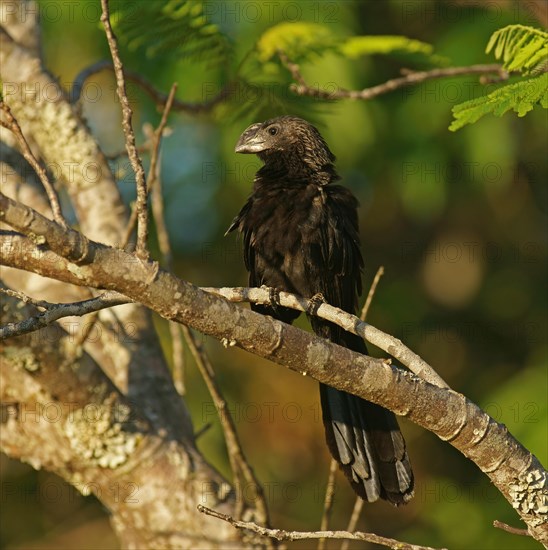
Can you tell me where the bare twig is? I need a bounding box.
[121,85,177,250]
[0,101,67,227]
[70,59,232,112]
[170,323,186,395]
[100,0,149,259]
[148,85,177,186]
[149,83,177,264]
[360,266,385,321]
[202,286,449,389]
[493,520,530,537]
[0,287,51,310]
[184,325,272,536]
[197,505,445,550]
[317,459,338,550]
[340,499,364,550]
[278,51,509,101]
[0,291,130,340]
[147,82,185,393]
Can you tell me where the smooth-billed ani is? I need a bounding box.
[226,115,414,505]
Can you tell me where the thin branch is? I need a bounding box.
[0,291,130,340]
[184,325,272,535]
[100,0,149,259]
[0,287,51,310]
[150,166,173,270]
[70,59,232,112]
[360,266,384,321]
[121,85,177,250]
[0,101,67,227]
[493,520,530,537]
[317,459,338,550]
[340,499,364,550]
[202,286,449,389]
[149,84,177,184]
[148,82,184,393]
[197,505,445,550]
[170,323,186,395]
[278,51,509,101]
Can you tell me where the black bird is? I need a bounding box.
[226,115,414,504]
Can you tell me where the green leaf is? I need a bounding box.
[110,0,229,64]
[256,22,337,62]
[486,24,548,75]
[340,35,447,65]
[450,73,548,131]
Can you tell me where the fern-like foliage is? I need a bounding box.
[246,23,445,123]
[450,25,547,131]
[256,22,338,62]
[255,23,444,65]
[110,0,229,64]
[486,24,548,74]
[450,72,548,131]
[340,35,448,66]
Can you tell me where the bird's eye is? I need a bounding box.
[268,126,278,136]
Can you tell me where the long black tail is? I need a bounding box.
[313,320,414,505]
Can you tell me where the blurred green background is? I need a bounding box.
[1,1,546,549]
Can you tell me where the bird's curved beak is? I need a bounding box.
[235,123,266,154]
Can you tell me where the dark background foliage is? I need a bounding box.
[1,1,546,548]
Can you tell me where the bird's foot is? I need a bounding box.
[307,292,326,315]
[260,285,282,307]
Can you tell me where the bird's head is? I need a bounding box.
[235,116,337,182]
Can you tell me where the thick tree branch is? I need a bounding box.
[1,194,546,544]
[0,25,126,246]
[0,5,246,547]
[0,295,245,549]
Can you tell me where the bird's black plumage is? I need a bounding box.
[227,115,414,504]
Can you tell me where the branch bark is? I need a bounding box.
[1,194,546,545]
[0,5,248,546]
[0,295,243,549]
[198,505,446,550]
[100,0,149,259]
[278,51,510,101]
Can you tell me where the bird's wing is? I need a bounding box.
[225,198,257,274]
[317,185,364,314]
